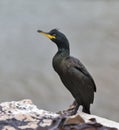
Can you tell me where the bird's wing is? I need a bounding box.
[61,57,96,106]
[66,56,96,92]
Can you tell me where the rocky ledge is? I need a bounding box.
[0,99,118,130]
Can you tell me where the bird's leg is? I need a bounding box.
[67,100,79,114]
[64,100,79,116]
[68,100,78,110]
[57,100,79,116]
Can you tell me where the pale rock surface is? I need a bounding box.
[0,99,118,130]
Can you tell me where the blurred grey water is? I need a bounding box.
[0,0,119,122]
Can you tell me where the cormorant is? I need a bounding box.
[37,29,96,114]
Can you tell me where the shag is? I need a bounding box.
[37,29,96,114]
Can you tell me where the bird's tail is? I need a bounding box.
[82,105,90,114]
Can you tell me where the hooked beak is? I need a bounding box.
[37,30,56,39]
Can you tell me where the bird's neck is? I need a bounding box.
[57,48,70,56]
[53,48,70,65]
[53,39,70,73]
[56,39,70,56]
[53,47,70,73]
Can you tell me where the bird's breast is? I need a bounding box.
[52,56,69,76]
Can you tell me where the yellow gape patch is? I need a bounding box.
[40,32,56,39]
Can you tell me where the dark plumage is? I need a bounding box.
[37,29,96,114]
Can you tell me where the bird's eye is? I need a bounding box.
[52,33,56,36]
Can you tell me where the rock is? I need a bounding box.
[0,99,58,129]
[64,114,85,124]
[80,112,119,129]
[0,99,118,130]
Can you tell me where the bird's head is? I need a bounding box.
[37,29,69,50]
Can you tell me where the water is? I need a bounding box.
[0,0,119,122]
